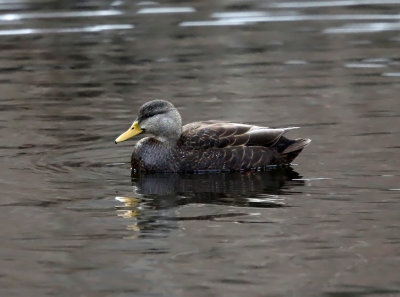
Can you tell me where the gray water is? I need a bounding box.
[1,0,400,296]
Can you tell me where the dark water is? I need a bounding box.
[1,0,400,296]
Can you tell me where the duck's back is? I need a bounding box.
[174,121,311,172]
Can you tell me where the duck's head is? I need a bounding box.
[115,100,182,144]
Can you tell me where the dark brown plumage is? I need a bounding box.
[115,100,311,173]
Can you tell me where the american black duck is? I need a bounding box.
[115,100,311,172]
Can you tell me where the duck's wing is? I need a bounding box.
[180,121,299,150]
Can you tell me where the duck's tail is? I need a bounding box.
[275,137,311,163]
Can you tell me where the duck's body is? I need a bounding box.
[116,100,311,173]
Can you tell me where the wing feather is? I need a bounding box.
[181,121,295,150]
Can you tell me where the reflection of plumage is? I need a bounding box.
[115,100,311,172]
[132,168,303,198]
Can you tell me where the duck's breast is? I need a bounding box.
[132,138,178,172]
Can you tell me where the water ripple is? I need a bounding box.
[180,14,400,27]
[211,11,270,19]
[325,22,400,33]
[345,63,386,68]
[382,72,400,77]
[137,7,195,14]
[270,0,400,8]
[0,10,122,21]
[0,24,134,36]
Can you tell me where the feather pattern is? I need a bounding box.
[179,121,298,149]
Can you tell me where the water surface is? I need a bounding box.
[0,0,399,296]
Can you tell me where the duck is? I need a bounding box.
[115,100,311,173]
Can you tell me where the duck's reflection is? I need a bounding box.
[133,167,303,207]
[115,167,304,233]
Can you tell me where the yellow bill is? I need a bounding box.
[115,121,143,143]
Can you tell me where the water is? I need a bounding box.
[0,0,399,296]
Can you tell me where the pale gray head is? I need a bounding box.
[115,100,182,144]
[137,100,182,142]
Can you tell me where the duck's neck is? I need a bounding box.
[154,132,181,145]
